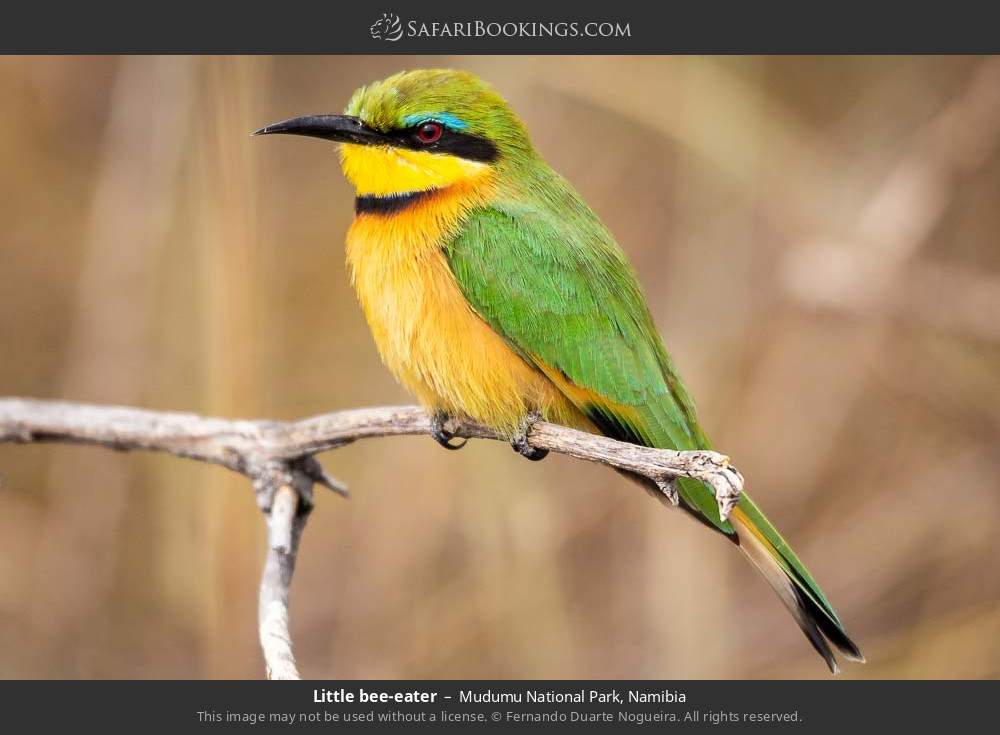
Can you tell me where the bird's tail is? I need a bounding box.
[728,496,864,674]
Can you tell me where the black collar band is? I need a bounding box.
[355,190,435,215]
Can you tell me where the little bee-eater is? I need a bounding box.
[256,69,863,673]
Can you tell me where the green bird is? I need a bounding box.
[256,68,863,673]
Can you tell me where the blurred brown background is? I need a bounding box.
[1,56,999,679]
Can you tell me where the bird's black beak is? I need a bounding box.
[252,114,386,145]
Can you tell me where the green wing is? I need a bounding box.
[446,199,729,531]
[446,198,854,653]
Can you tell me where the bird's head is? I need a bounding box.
[255,69,532,197]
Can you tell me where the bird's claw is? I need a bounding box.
[510,412,548,461]
[430,411,467,451]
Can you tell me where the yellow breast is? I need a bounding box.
[344,177,576,434]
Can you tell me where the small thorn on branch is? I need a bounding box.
[711,465,744,522]
[656,477,681,506]
[294,455,349,498]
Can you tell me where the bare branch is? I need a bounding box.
[0,397,744,678]
[255,465,311,681]
[0,398,741,500]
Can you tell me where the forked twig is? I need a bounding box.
[0,397,743,679]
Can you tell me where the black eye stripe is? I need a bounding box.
[382,125,499,163]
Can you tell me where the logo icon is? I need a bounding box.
[370,13,403,42]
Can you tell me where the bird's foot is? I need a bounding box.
[510,411,548,461]
[430,411,467,451]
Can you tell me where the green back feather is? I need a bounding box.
[447,163,726,524]
[447,160,844,630]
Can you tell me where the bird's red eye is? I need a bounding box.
[416,121,443,144]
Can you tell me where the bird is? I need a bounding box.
[255,68,863,674]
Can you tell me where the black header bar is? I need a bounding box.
[1,1,999,53]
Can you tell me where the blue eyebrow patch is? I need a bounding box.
[402,112,468,130]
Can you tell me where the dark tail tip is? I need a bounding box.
[793,586,864,673]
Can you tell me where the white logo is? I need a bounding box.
[370,13,403,42]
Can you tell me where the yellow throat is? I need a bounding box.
[340,143,491,196]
